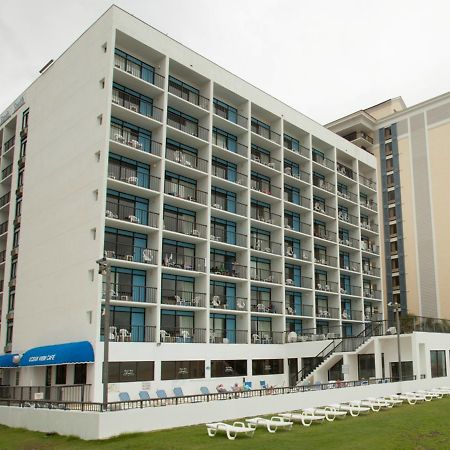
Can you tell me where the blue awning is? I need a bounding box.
[0,354,19,368]
[20,341,94,367]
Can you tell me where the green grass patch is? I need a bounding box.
[0,397,450,449]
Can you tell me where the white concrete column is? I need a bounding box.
[374,338,383,378]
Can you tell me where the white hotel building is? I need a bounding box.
[0,5,402,403]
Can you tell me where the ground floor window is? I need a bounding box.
[55,365,67,385]
[358,354,375,380]
[74,364,87,385]
[108,361,154,383]
[161,360,205,380]
[252,359,283,375]
[390,361,413,380]
[211,360,247,378]
[430,350,447,378]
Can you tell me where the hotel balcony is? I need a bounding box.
[165,147,208,173]
[1,164,13,182]
[313,175,335,194]
[251,299,283,315]
[339,236,360,249]
[168,79,209,111]
[251,331,284,344]
[338,210,359,227]
[361,221,379,234]
[3,137,15,154]
[161,289,206,308]
[363,289,382,300]
[337,162,356,180]
[163,215,207,239]
[359,174,377,191]
[213,103,248,128]
[313,201,335,218]
[285,303,313,317]
[102,283,157,304]
[285,247,312,262]
[283,139,310,160]
[0,192,11,210]
[361,198,378,212]
[251,210,282,227]
[341,309,363,321]
[211,229,247,247]
[104,325,157,343]
[0,221,7,236]
[112,88,163,123]
[108,162,160,191]
[160,327,207,343]
[164,180,208,205]
[110,126,162,157]
[162,253,206,272]
[285,276,313,289]
[316,307,340,319]
[343,130,374,146]
[105,201,159,228]
[212,131,248,157]
[285,220,311,236]
[0,251,6,264]
[314,227,337,243]
[210,295,247,311]
[340,285,361,297]
[251,268,282,284]
[337,188,358,204]
[211,197,247,217]
[210,260,247,278]
[312,151,334,171]
[339,259,360,273]
[314,254,338,268]
[284,166,310,185]
[251,151,281,172]
[251,237,282,256]
[251,178,282,199]
[363,265,381,277]
[315,281,339,293]
[167,111,209,142]
[211,164,248,187]
[251,122,281,145]
[364,312,383,321]
[209,329,248,344]
[104,243,157,265]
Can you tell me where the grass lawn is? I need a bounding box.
[0,397,450,449]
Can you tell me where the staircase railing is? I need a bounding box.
[295,321,386,384]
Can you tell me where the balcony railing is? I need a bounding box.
[164,180,208,205]
[102,283,156,303]
[105,325,157,343]
[0,251,6,263]
[285,221,311,235]
[314,228,336,242]
[104,243,157,264]
[285,247,311,262]
[364,312,383,321]
[211,229,247,247]
[108,163,160,191]
[251,152,281,171]
[160,327,206,343]
[252,210,282,226]
[1,164,13,180]
[168,81,209,110]
[361,199,378,211]
[340,260,360,272]
[285,276,312,289]
[0,221,7,235]
[251,299,283,314]
[339,236,359,249]
[284,141,309,159]
[0,192,10,208]
[340,285,361,296]
[251,268,282,284]
[251,179,281,198]
[166,147,208,173]
[112,89,163,122]
[0,384,90,402]
[315,281,339,293]
[338,210,359,226]
[314,254,338,267]
[363,289,381,299]
[359,174,376,190]
[251,238,282,255]
[337,162,355,180]
[212,133,248,157]
[105,201,159,228]
[210,329,248,344]
[211,164,247,186]
[161,289,206,308]
[110,126,162,156]
[361,241,379,254]
[285,194,310,209]
[338,189,358,203]
[361,222,379,233]
[114,53,165,89]
[162,253,206,272]
[313,175,335,193]
[316,307,340,319]
[210,260,247,278]
[163,215,207,239]
[313,202,335,218]
[251,331,284,344]
[363,266,381,277]
[284,166,310,183]
[312,150,334,170]
[285,303,313,317]
[213,104,248,128]
[341,309,363,321]
[211,198,247,216]
[167,115,209,141]
[3,137,15,153]
[251,124,281,144]
[210,295,247,311]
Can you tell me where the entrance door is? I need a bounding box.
[288,358,298,387]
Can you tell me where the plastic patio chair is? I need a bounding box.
[200,386,210,395]
[138,390,151,401]
[156,389,168,399]
[173,387,184,397]
[119,392,131,402]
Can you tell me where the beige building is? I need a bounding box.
[327,93,450,320]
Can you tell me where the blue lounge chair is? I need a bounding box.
[200,386,210,395]
[156,389,168,399]
[119,392,131,402]
[260,380,268,389]
[139,390,151,401]
[244,381,253,390]
[173,387,184,397]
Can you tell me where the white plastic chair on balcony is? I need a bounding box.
[252,334,261,344]
[109,326,118,341]
[126,176,138,185]
[160,329,171,343]
[118,328,131,342]
[212,296,221,308]
[142,249,154,264]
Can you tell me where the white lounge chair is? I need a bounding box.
[431,387,450,396]
[330,402,371,417]
[279,411,325,427]
[416,390,442,399]
[206,422,255,440]
[382,395,404,406]
[311,406,348,421]
[366,397,394,409]
[245,417,293,433]
[397,393,426,404]
[359,399,382,412]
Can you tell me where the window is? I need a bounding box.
[430,350,447,378]
[384,127,392,140]
[169,76,200,104]
[161,274,195,304]
[252,359,283,375]
[8,291,15,312]
[15,198,22,218]
[386,173,394,187]
[112,82,153,116]
[213,98,238,123]
[20,140,27,158]
[390,241,398,254]
[251,117,271,139]
[211,360,247,377]
[212,187,237,213]
[74,364,87,385]
[212,127,237,151]
[284,133,300,151]
[6,320,13,344]
[108,152,151,188]
[110,117,153,153]
[115,48,156,84]
[385,158,394,172]
[390,361,413,381]
[385,142,393,155]
[388,206,396,220]
[108,361,154,383]
[22,108,29,130]
[392,275,400,290]
[212,156,238,182]
[161,309,194,331]
[161,360,205,380]
[391,258,399,271]
[12,228,19,248]
[101,305,146,341]
[55,365,67,385]
[387,190,395,204]
[358,354,375,379]
[10,259,17,280]
[252,144,272,165]
[389,223,397,237]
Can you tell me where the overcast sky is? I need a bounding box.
[2,0,450,124]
